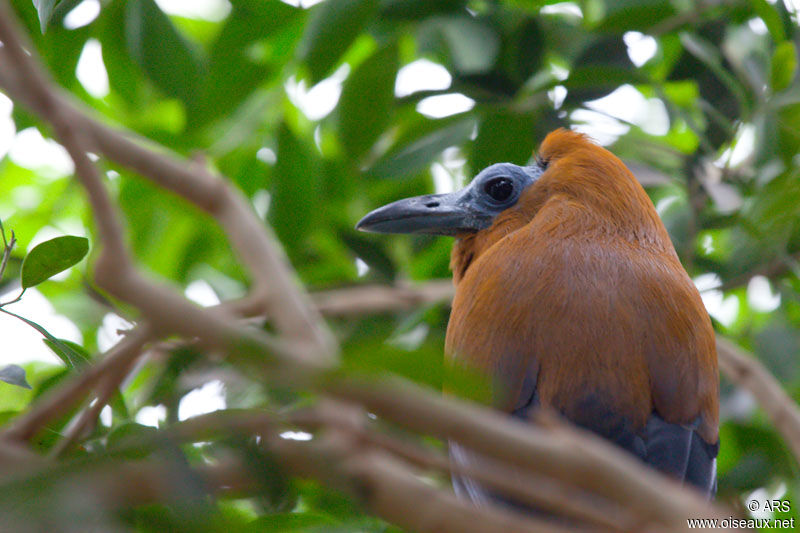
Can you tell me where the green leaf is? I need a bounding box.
[508,18,544,83]
[191,1,306,127]
[106,422,159,458]
[369,118,475,178]
[599,0,676,32]
[98,0,146,105]
[469,110,536,173]
[42,338,90,368]
[338,43,399,159]
[750,0,786,43]
[270,125,321,248]
[32,0,58,33]
[564,65,640,93]
[0,364,31,389]
[246,512,339,532]
[48,0,83,24]
[30,0,82,32]
[21,235,88,288]
[679,32,747,109]
[380,0,465,19]
[125,0,204,104]
[0,304,90,369]
[340,231,397,279]
[771,41,797,93]
[439,15,500,74]
[299,0,378,83]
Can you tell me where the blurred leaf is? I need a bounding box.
[599,0,676,32]
[369,118,474,178]
[380,0,465,19]
[563,36,637,106]
[98,0,147,105]
[340,230,397,279]
[109,388,130,421]
[47,0,83,25]
[106,422,159,459]
[679,32,747,110]
[125,0,204,104]
[32,0,58,32]
[507,17,544,83]
[192,1,305,127]
[238,441,295,513]
[575,34,632,69]
[29,365,71,402]
[21,235,88,288]
[719,422,794,491]
[778,103,800,163]
[117,177,205,280]
[147,346,202,405]
[271,125,321,249]
[0,365,31,389]
[754,322,800,384]
[750,0,786,43]
[771,41,797,92]
[469,109,535,172]
[299,0,378,83]
[338,42,399,159]
[343,334,443,387]
[409,234,454,280]
[246,511,339,531]
[439,15,500,74]
[295,480,364,522]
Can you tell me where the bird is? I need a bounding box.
[356,128,719,505]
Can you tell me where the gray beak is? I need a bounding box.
[356,191,491,236]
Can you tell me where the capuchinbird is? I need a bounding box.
[356,129,719,503]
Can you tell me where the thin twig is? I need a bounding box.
[313,281,455,316]
[49,357,137,458]
[0,223,15,280]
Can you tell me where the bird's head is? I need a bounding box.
[355,161,545,236]
[357,129,668,281]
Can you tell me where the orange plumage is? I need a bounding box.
[357,129,719,502]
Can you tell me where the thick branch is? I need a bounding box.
[126,407,572,533]
[289,402,635,531]
[330,378,730,528]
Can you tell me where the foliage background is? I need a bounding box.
[1,0,800,530]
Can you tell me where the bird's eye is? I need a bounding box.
[483,177,514,203]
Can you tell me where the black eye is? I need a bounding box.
[483,177,514,202]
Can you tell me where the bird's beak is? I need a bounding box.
[356,191,490,236]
